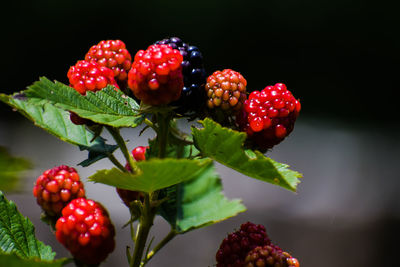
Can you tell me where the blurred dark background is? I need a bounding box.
[1,0,400,266]
[2,0,399,123]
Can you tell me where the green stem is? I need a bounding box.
[142,229,177,266]
[107,153,126,172]
[106,126,139,173]
[130,194,156,267]
[156,112,170,159]
[125,111,173,267]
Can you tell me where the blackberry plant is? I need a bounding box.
[0,37,302,267]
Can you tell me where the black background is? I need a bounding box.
[1,0,399,124]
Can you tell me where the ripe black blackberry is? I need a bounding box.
[155,37,207,114]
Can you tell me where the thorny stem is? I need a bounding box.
[106,126,139,174]
[141,229,177,266]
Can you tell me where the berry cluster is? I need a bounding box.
[116,146,148,207]
[237,83,301,150]
[67,60,119,95]
[216,222,271,267]
[216,222,299,267]
[33,165,85,216]
[85,39,132,84]
[206,69,247,113]
[66,39,301,151]
[66,38,301,150]
[55,198,115,264]
[128,44,184,105]
[155,37,206,112]
[34,37,303,267]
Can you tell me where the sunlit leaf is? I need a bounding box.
[89,158,212,193]
[192,118,302,191]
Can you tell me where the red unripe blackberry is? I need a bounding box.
[55,198,115,265]
[216,222,271,267]
[67,60,119,95]
[206,69,247,113]
[244,245,300,267]
[237,83,301,151]
[128,44,184,105]
[85,40,132,85]
[131,146,148,162]
[33,165,85,216]
[116,146,148,206]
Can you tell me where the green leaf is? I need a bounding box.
[0,253,68,267]
[192,118,302,192]
[77,142,118,167]
[159,162,246,233]
[0,93,117,166]
[0,191,55,261]
[25,77,144,128]
[88,158,212,193]
[0,147,32,192]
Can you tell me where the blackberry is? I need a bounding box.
[237,83,300,151]
[67,60,119,95]
[85,39,132,87]
[206,69,247,113]
[128,44,184,105]
[55,198,115,264]
[216,222,271,267]
[155,37,206,113]
[33,165,85,216]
